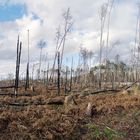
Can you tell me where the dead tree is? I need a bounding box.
[65,65,68,94]
[15,36,22,95]
[50,8,73,83]
[105,0,115,88]
[105,0,115,59]
[134,5,140,83]
[69,57,73,92]
[43,53,48,85]
[99,3,108,89]
[44,62,49,90]
[38,40,46,80]
[49,26,61,83]
[25,63,29,91]
[60,8,73,67]
[25,30,30,91]
[57,51,60,95]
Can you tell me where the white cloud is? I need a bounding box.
[0,0,138,77]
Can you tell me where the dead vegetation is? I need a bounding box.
[0,86,139,139]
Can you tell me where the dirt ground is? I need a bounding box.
[0,86,140,140]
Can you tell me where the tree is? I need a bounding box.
[49,8,73,88]
[80,47,89,72]
[99,2,108,89]
[60,8,73,67]
[38,40,46,80]
[105,0,115,59]
[15,36,22,95]
[88,50,94,69]
[25,30,30,91]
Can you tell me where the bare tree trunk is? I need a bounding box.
[15,36,22,95]
[60,8,73,67]
[99,3,108,89]
[25,30,30,91]
[57,52,60,95]
[69,57,73,92]
[25,62,29,91]
[38,47,43,80]
[46,63,49,85]
[105,0,114,89]
[65,66,68,94]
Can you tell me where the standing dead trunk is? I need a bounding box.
[25,62,29,91]
[38,47,42,80]
[15,36,22,95]
[69,57,73,92]
[65,66,68,94]
[99,3,108,89]
[46,63,49,86]
[57,52,60,95]
[25,30,30,91]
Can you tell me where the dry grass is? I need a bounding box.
[0,86,139,139]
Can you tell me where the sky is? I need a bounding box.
[0,0,138,78]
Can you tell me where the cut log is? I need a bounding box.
[47,96,64,105]
[64,95,77,105]
[85,102,92,117]
[85,103,97,117]
[90,89,121,95]
[30,85,35,92]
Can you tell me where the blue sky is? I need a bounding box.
[0,3,26,22]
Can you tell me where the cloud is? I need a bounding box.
[0,0,138,77]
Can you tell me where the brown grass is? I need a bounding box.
[0,87,139,139]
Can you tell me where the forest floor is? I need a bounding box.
[0,85,139,140]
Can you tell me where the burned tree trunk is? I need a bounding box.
[46,63,49,85]
[25,62,29,91]
[15,36,22,95]
[25,30,30,91]
[57,51,60,95]
[69,57,73,92]
[65,66,68,94]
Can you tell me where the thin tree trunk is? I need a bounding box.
[25,30,30,91]
[15,37,22,95]
[25,62,29,91]
[57,52,60,95]
[69,57,73,92]
[65,66,68,94]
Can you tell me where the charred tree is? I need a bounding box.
[69,57,73,92]
[15,36,22,95]
[57,51,61,95]
[25,62,29,91]
[65,65,68,94]
[25,30,30,91]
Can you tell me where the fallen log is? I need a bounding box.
[0,101,46,107]
[8,103,29,107]
[90,89,121,95]
[17,93,38,97]
[0,85,15,89]
[9,102,46,106]
[47,96,64,105]
[0,92,38,97]
[124,80,139,90]
[83,82,140,96]
[0,85,24,89]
